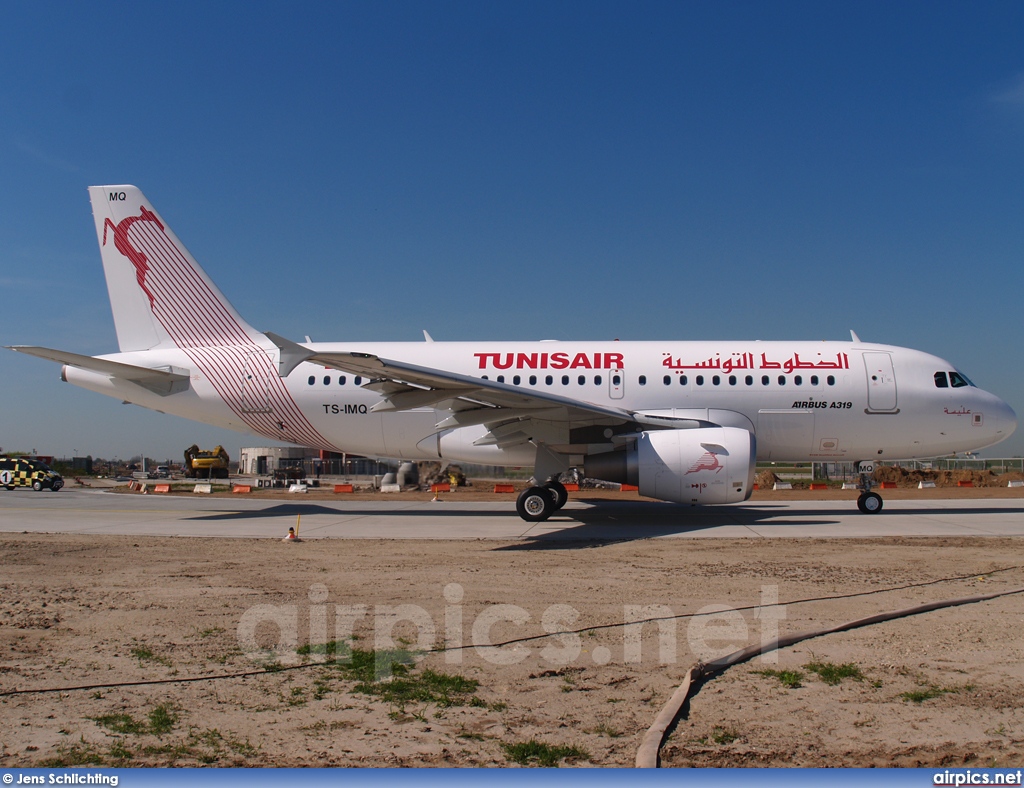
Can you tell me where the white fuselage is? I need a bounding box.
[64,339,1016,466]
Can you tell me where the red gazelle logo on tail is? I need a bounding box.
[102,207,164,308]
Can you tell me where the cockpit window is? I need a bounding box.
[949,371,973,388]
[934,371,948,388]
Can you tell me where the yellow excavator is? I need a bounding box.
[183,445,230,479]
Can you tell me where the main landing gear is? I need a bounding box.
[515,479,569,522]
[855,461,883,514]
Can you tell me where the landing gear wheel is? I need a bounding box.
[544,480,568,510]
[857,492,883,514]
[32,480,43,491]
[517,486,555,522]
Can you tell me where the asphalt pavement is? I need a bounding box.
[1,489,1023,540]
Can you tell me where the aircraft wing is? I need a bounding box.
[264,333,709,441]
[7,346,191,397]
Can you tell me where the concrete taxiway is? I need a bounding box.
[1,488,1023,539]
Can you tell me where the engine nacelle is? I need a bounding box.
[584,427,756,505]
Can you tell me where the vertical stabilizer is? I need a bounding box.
[89,186,261,352]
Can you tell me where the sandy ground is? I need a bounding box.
[2,499,1024,768]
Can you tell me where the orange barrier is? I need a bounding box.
[153,484,171,494]
[620,484,639,492]
[809,483,828,490]
[879,482,897,489]
[957,480,974,487]
[753,483,759,491]
[232,485,252,494]
[431,483,451,493]
[563,483,579,492]
[334,484,354,493]
[493,484,516,493]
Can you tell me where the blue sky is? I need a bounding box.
[2,1,1023,461]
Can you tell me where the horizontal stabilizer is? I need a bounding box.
[264,331,317,377]
[7,346,190,396]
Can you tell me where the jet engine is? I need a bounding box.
[584,427,756,505]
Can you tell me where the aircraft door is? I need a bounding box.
[863,352,898,412]
[609,368,625,400]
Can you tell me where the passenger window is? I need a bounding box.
[794,375,802,386]
[663,375,671,385]
[545,375,553,385]
[810,375,818,386]
[481,375,488,380]
[762,375,769,386]
[712,375,720,386]
[745,375,753,386]
[934,371,948,388]
[729,375,736,386]
[778,375,786,386]
[827,375,835,386]
[339,376,346,385]
[949,371,971,388]
[529,375,537,385]
[307,376,315,385]
[612,374,621,385]
[680,375,688,385]
[513,375,521,385]
[639,375,647,386]
[696,375,704,386]
[562,375,569,385]
[323,375,331,385]
[578,375,586,385]
[354,376,362,385]
[497,375,505,383]
[594,375,602,385]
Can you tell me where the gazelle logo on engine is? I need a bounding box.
[684,451,723,474]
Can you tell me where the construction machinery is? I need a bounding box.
[183,445,230,479]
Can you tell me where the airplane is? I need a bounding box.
[7,185,1017,520]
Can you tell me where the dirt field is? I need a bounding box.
[2,500,1024,767]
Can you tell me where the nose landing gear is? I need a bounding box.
[855,461,883,514]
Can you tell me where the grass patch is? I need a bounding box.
[357,668,479,709]
[900,686,947,703]
[710,726,740,745]
[147,704,177,736]
[130,645,172,667]
[753,668,805,689]
[107,739,133,761]
[804,661,864,685]
[502,739,590,767]
[39,739,104,767]
[899,684,972,703]
[301,641,484,712]
[92,704,176,737]
[93,713,148,735]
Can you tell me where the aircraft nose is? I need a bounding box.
[991,398,1018,443]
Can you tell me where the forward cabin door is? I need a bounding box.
[863,352,898,412]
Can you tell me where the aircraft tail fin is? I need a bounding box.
[88,186,262,352]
